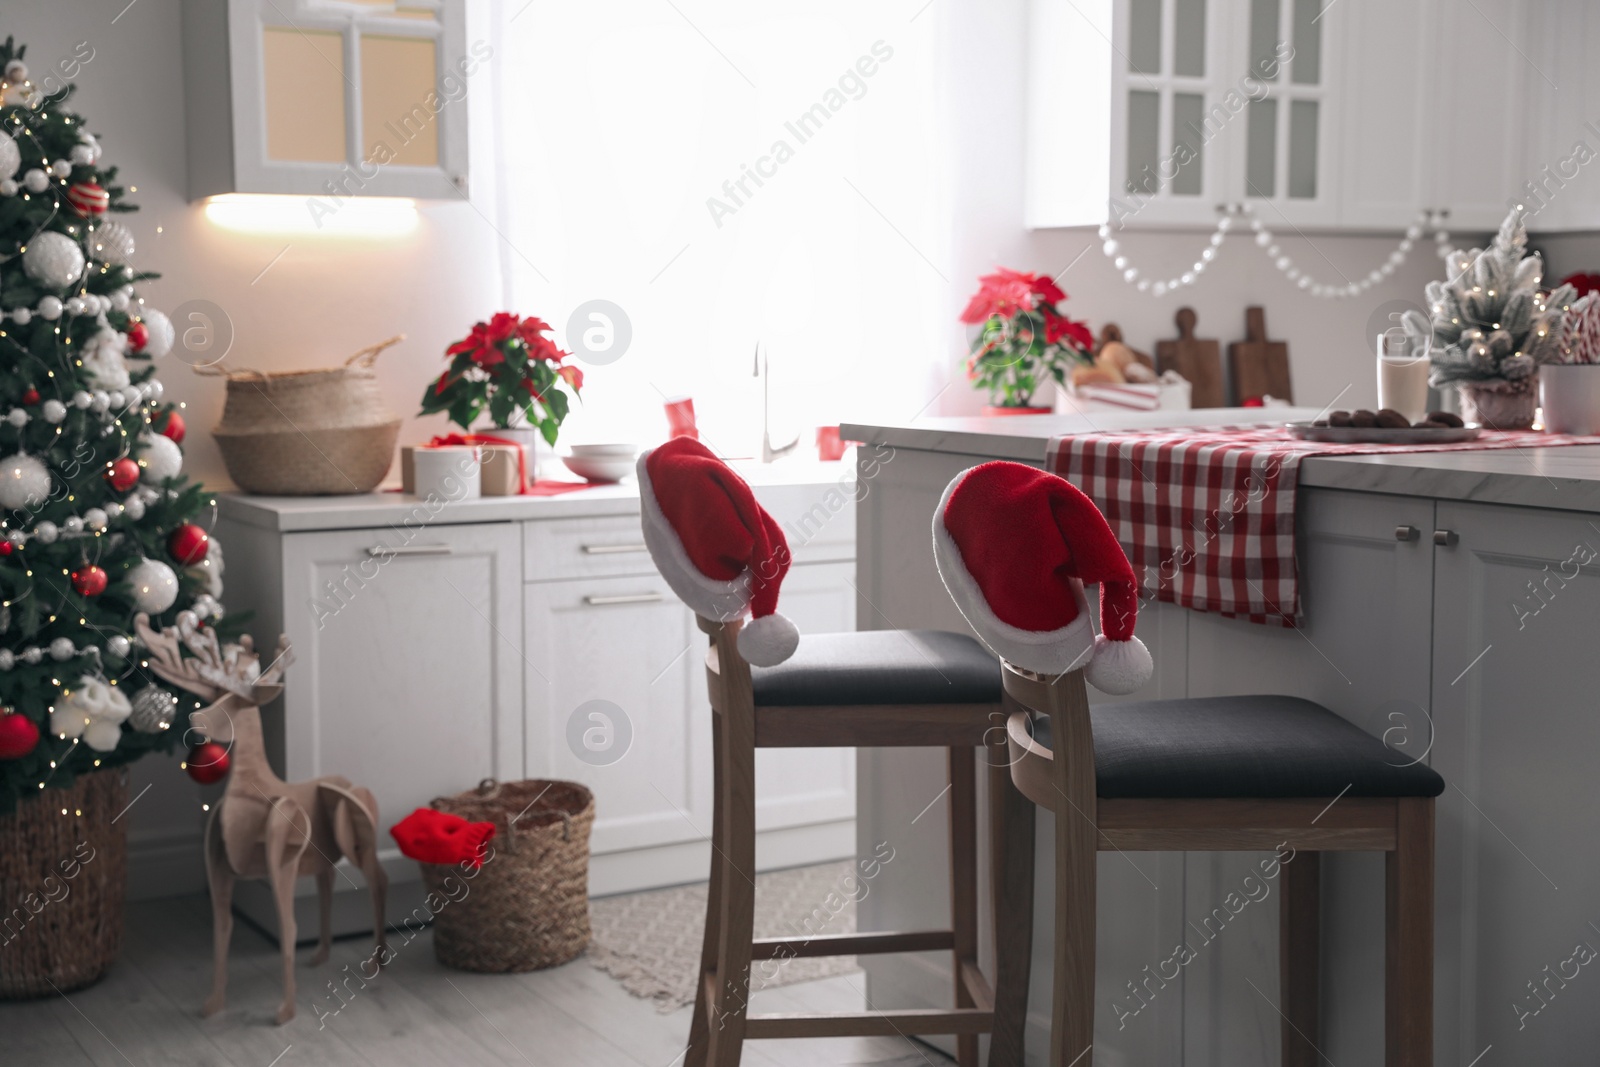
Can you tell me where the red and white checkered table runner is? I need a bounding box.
[1049,425,1600,626]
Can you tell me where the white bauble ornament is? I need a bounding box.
[20,646,40,665]
[38,296,62,321]
[10,307,28,325]
[106,635,131,659]
[22,232,85,289]
[126,558,179,613]
[0,650,12,670]
[189,536,224,598]
[122,495,145,521]
[32,520,57,545]
[6,409,26,428]
[145,379,164,403]
[104,502,122,519]
[77,133,101,164]
[81,326,131,390]
[109,291,129,312]
[0,453,49,510]
[41,399,66,424]
[94,220,136,266]
[90,391,109,413]
[137,434,182,483]
[48,158,70,179]
[0,134,17,180]
[64,296,85,316]
[140,308,174,359]
[22,168,48,194]
[0,179,14,197]
[63,516,83,535]
[70,143,94,166]
[107,390,126,410]
[70,390,92,410]
[84,507,107,530]
[49,637,75,661]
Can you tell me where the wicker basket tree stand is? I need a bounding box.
[0,770,129,997]
[422,779,594,972]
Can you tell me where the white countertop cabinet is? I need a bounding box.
[210,468,856,932]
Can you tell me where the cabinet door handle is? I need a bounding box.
[1433,529,1459,547]
[1394,525,1419,542]
[367,544,452,557]
[583,592,664,606]
[581,543,650,555]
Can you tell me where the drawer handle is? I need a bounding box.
[1433,529,1459,547]
[582,543,650,555]
[1394,525,1419,542]
[583,593,664,606]
[367,544,452,557]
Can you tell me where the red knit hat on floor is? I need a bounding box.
[932,461,1152,693]
[637,437,799,666]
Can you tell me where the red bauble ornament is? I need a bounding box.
[105,457,140,493]
[20,387,39,405]
[71,564,108,597]
[168,523,209,565]
[0,711,40,759]
[0,542,12,558]
[155,409,186,444]
[67,181,109,217]
[186,741,230,784]
[126,321,149,353]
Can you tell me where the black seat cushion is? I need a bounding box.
[1029,695,1445,798]
[751,631,999,707]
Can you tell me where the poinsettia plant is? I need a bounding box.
[420,312,584,443]
[960,268,1093,408]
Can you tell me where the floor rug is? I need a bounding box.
[588,861,863,1011]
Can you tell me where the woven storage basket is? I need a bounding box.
[0,769,128,998]
[203,335,404,495]
[422,778,594,972]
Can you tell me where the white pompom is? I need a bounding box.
[126,558,179,613]
[140,308,174,358]
[0,452,50,510]
[137,434,183,483]
[737,612,800,667]
[22,231,86,289]
[1084,635,1154,695]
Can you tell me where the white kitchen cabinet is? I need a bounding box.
[180,0,471,200]
[1335,0,1434,230]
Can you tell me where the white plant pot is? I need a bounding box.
[1540,364,1600,434]
[412,445,481,501]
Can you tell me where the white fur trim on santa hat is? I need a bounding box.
[932,468,1095,676]
[738,612,800,667]
[637,452,751,624]
[1084,633,1154,695]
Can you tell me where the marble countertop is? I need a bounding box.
[218,458,855,532]
[841,411,1600,514]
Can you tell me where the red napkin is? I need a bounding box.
[390,808,497,869]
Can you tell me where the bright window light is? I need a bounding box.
[203,194,419,236]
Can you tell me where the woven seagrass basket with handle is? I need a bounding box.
[200,335,404,495]
[420,778,594,972]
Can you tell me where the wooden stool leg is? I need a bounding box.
[1053,805,1096,1067]
[1386,798,1434,1067]
[707,703,758,1067]
[988,741,1035,1067]
[687,715,728,1067]
[1280,851,1321,1067]
[948,747,980,1067]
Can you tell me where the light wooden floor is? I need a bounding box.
[1,894,955,1066]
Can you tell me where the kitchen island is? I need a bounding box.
[842,410,1600,1067]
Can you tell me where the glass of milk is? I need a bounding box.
[1377,328,1431,423]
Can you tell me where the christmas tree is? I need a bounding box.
[0,38,222,812]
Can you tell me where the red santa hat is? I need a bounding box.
[637,437,799,666]
[932,461,1153,694]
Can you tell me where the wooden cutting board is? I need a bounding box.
[1228,306,1293,404]
[1155,307,1224,408]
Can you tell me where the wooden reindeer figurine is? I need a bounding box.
[133,613,389,1025]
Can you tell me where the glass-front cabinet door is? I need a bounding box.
[183,0,471,199]
[1236,0,1338,226]
[1109,0,1234,227]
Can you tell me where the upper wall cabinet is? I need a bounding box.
[1028,0,1543,233]
[181,0,471,200]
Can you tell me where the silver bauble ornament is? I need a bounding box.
[94,220,135,266]
[22,231,86,289]
[129,685,178,733]
[137,434,182,483]
[0,453,50,510]
[49,637,75,661]
[106,635,131,658]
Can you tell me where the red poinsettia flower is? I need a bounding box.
[446,320,507,367]
[486,312,521,344]
[433,370,455,396]
[558,364,584,390]
[515,316,554,347]
[519,376,544,401]
[960,268,1037,324]
[1030,273,1066,305]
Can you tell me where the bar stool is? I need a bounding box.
[1003,674,1443,1067]
[686,618,1036,1067]
[927,460,1445,1067]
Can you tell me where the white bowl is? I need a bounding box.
[562,454,634,483]
[568,442,638,457]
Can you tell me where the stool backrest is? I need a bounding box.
[697,615,755,723]
[1002,662,1097,821]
